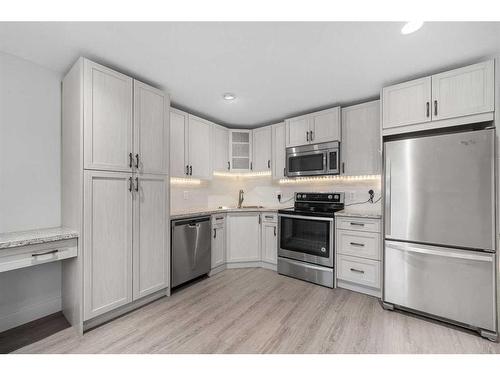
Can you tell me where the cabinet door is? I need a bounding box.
[133,81,169,175]
[212,124,230,172]
[211,224,226,269]
[229,130,252,171]
[84,59,133,172]
[133,174,169,300]
[431,60,494,121]
[341,100,381,176]
[272,122,286,179]
[188,115,212,179]
[262,222,277,265]
[382,76,431,129]
[285,116,310,147]
[169,109,188,177]
[252,126,272,172]
[311,107,341,143]
[226,214,261,262]
[84,170,133,320]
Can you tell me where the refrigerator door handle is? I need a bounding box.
[387,241,493,262]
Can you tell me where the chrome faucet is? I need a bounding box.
[238,189,244,208]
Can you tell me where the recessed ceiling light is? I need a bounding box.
[401,21,424,35]
[223,93,236,101]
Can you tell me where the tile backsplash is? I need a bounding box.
[171,175,382,213]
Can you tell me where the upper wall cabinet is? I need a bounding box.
[271,122,286,180]
[229,129,252,171]
[252,126,272,172]
[169,110,212,179]
[84,59,133,172]
[212,124,230,172]
[382,60,494,135]
[341,100,381,176]
[285,107,341,147]
[133,81,169,175]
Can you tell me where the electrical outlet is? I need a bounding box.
[183,191,189,200]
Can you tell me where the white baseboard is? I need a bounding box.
[0,296,61,333]
[226,261,277,271]
[209,264,227,276]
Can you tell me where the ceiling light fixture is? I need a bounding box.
[223,93,236,101]
[401,21,424,35]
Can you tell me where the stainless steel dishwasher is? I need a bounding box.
[171,216,211,288]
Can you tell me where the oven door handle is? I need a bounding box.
[278,213,334,222]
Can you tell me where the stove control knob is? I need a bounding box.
[328,195,333,200]
[302,194,307,199]
[297,194,301,199]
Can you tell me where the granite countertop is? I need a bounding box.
[170,206,284,220]
[335,209,382,219]
[0,227,79,250]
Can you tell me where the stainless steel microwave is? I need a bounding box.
[286,141,340,177]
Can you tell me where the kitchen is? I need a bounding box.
[1,17,500,367]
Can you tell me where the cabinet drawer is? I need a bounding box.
[337,230,381,260]
[337,255,380,289]
[336,217,380,233]
[211,214,226,226]
[261,213,277,223]
[0,239,78,273]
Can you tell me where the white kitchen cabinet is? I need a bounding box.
[310,107,341,144]
[187,115,212,179]
[252,126,272,172]
[211,214,226,269]
[83,170,133,320]
[133,81,169,175]
[271,122,286,179]
[382,77,432,130]
[261,214,277,265]
[285,107,341,147]
[341,100,381,176]
[226,213,261,263]
[84,59,133,172]
[229,129,252,171]
[382,60,495,134]
[431,60,494,121]
[212,124,230,172]
[169,109,188,177]
[133,174,169,300]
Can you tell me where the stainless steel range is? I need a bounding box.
[277,192,344,288]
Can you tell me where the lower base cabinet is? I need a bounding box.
[226,213,261,263]
[261,213,277,265]
[211,214,226,269]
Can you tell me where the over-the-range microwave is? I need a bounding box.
[285,141,340,177]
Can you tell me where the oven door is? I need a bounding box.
[278,214,334,267]
[286,150,327,177]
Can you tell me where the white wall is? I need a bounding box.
[0,51,62,332]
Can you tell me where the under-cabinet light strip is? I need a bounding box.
[170,177,202,185]
[279,175,381,184]
[213,171,272,177]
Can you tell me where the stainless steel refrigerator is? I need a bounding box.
[383,127,497,341]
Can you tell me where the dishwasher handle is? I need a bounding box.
[173,216,210,226]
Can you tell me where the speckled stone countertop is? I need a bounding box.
[170,207,286,220]
[0,227,79,250]
[335,209,382,219]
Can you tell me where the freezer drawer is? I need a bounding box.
[384,240,496,332]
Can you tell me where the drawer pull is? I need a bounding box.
[265,215,274,219]
[215,217,224,220]
[350,268,365,274]
[32,249,59,257]
[350,242,365,247]
[350,222,365,227]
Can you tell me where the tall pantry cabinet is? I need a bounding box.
[62,58,170,332]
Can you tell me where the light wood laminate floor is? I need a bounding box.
[14,268,500,354]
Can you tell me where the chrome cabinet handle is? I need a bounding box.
[135,177,139,192]
[306,131,309,142]
[350,222,365,227]
[274,227,276,236]
[265,215,273,219]
[32,249,59,257]
[227,161,230,170]
[186,165,189,175]
[135,154,139,169]
[215,217,224,221]
[268,160,271,169]
[283,167,286,176]
[129,153,133,168]
[213,228,217,238]
[434,100,438,116]
[190,165,193,175]
[426,101,430,117]
[258,215,261,224]
[250,162,253,170]
[342,162,345,174]
[129,177,133,192]
[310,131,314,141]
[350,242,365,247]
[350,268,365,274]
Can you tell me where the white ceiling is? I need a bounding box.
[1,22,500,128]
